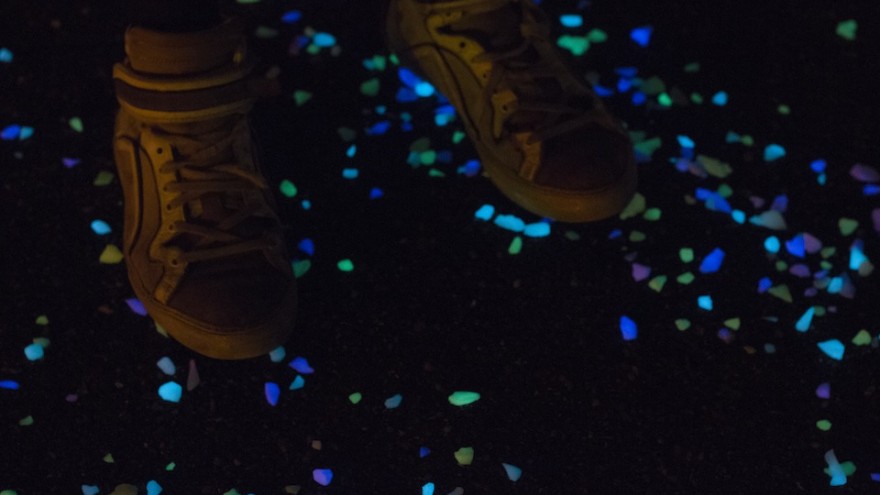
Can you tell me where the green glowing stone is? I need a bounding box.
[698,156,733,179]
[255,26,278,38]
[724,318,741,330]
[838,218,858,236]
[820,247,836,259]
[389,53,400,65]
[587,29,608,43]
[508,236,523,255]
[454,447,475,465]
[93,170,115,186]
[564,231,581,241]
[716,183,734,198]
[410,137,431,151]
[641,76,666,95]
[677,272,695,285]
[1,490,19,495]
[293,90,312,106]
[643,208,661,221]
[69,117,83,133]
[557,35,589,56]
[279,179,298,198]
[683,62,700,73]
[836,19,857,41]
[419,150,437,166]
[19,415,33,426]
[648,275,667,292]
[740,135,754,146]
[658,92,673,107]
[775,260,788,272]
[165,462,176,471]
[679,248,694,263]
[449,391,481,406]
[338,126,357,142]
[306,44,320,55]
[852,329,872,346]
[427,169,445,177]
[452,131,466,144]
[816,420,832,431]
[349,392,363,404]
[370,55,387,71]
[35,315,49,325]
[690,92,704,104]
[768,284,793,303]
[292,259,311,278]
[103,453,114,463]
[99,244,124,264]
[675,319,691,331]
[778,104,791,115]
[337,259,354,272]
[633,137,662,158]
[619,192,646,220]
[360,78,380,97]
[629,230,646,242]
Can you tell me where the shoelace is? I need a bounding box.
[157,119,277,264]
[447,0,599,144]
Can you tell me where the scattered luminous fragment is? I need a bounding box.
[82,486,100,495]
[156,356,176,375]
[337,259,354,272]
[289,356,314,374]
[90,220,112,235]
[764,144,786,162]
[697,295,714,311]
[293,259,311,278]
[502,463,523,482]
[816,382,831,399]
[559,14,583,27]
[94,170,115,186]
[281,10,302,23]
[0,47,12,63]
[360,77,380,97]
[349,392,363,404]
[632,263,651,281]
[103,454,115,463]
[186,359,200,391]
[852,329,872,346]
[824,450,847,486]
[630,26,653,47]
[312,32,336,47]
[385,394,403,409]
[19,416,33,426]
[724,318,741,330]
[849,163,879,182]
[422,483,435,495]
[619,192,646,219]
[494,214,525,232]
[711,91,728,106]
[0,380,20,390]
[69,117,84,133]
[643,208,661,220]
[749,210,787,230]
[818,339,845,361]
[265,382,280,406]
[1,124,21,140]
[849,240,869,271]
[816,420,832,431]
[279,180,298,198]
[523,222,550,238]
[369,187,384,199]
[508,236,523,255]
[699,248,725,273]
[768,284,792,302]
[795,307,814,332]
[126,298,148,316]
[648,275,667,292]
[342,168,359,179]
[836,19,858,41]
[269,346,286,363]
[99,244,124,264]
[557,35,589,56]
[293,90,312,106]
[449,391,481,406]
[619,315,638,341]
[24,343,44,361]
[146,480,163,495]
[677,135,695,148]
[158,381,183,403]
[289,375,305,390]
[455,447,475,465]
[838,218,858,236]
[785,234,805,257]
[764,236,781,253]
[587,28,608,43]
[313,468,333,486]
[677,272,695,285]
[679,248,694,263]
[475,204,495,221]
[419,446,431,458]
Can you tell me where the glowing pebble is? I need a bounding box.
[158,381,182,402]
[795,307,814,332]
[849,163,879,182]
[630,26,653,47]
[293,259,311,278]
[474,204,495,221]
[449,391,481,406]
[18,416,33,426]
[1,124,21,140]
[94,170,115,186]
[816,420,832,431]
[679,247,694,263]
[360,77,380,97]
[852,329,872,346]
[90,220,111,235]
[764,236,781,253]
[724,318,741,330]
[269,346,286,363]
[698,295,713,311]
[768,284,792,303]
[824,450,847,486]
[816,382,830,399]
[348,392,363,404]
[186,359,200,391]
[502,463,522,482]
[35,315,49,325]
[279,180,298,198]
[818,339,845,361]
[619,192,646,220]
[342,168,359,179]
[508,236,523,255]
[677,135,695,148]
[648,275,667,292]
[0,47,12,63]
[289,356,314,374]
[126,298,148,316]
[281,10,302,23]
[422,483,435,495]
[146,480,162,495]
[836,19,857,41]
[838,218,858,236]
[560,14,583,27]
[385,394,403,409]
[677,272,695,285]
[415,81,435,97]
[312,32,335,47]
[699,248,725,273]
[523,222,550,238]
[99,244,124,264]
[289,375,305,390]
[293,90,312,106]
[557,35,589,56]
[313,468,333,486]
[156,356,176,375]
[764,144,786,162]
[82,486,100,495]
[69,117,84,133]
[643,208,661,220]
[265,382,280,405]
[420,446,431,458]
[494,214,525,232]
[632,263,651,281]
[711,91,728,106]
[337,259,354,272]
[0,379,21,390]
[454,447,474,465]
[749,210,787,230]
[619,315,638,341]
[24,343,44,361]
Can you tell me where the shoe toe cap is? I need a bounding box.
[535,126,633,192]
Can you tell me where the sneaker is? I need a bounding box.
[112,17,296,360]
[386,0,637,222]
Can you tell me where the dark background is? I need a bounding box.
[1,0,879,493]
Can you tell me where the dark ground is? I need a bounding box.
[2,0,880,493]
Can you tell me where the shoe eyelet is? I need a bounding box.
[169,258,179,267]
[156,147,163,155]
[164,204,172,211]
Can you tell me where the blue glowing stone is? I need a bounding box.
[370,187,384,199]
[494,214,525,232]
[289,375,305,390]
[367,120,391,135]
[297,238,315,256]
[785,234,805,258]
[342,168,359,179]
[156,356,176,375]
[422,482,435,495]
[849,240,868,270]
[0,47,12,63]
[698,295,714,311]
[312,32,336,47]
[764,144,786,162]
[560,14,583,28]
[281,10,302,23]
[474,204,495,221]
[0,379,20,390]
[699,248,725,274]
[810,159,827,172]
[265,382,280,406]
[419,446,431,458]
[523,222,550,238]
[146,480,163,495]
[313,468,334,486]
[82,485,100,495]
[711,91,728,106]
[619,315,638,341]
[24,343,44,361]
[269,346,286,363]
[795,307,814,332]
[677,135,695,149]
[126,298,148,316]
[398,67,421,88]
[289,356,314,374]
[158,381,182,403]
[385,393,403,409]
[90,220,111,235]
[764,236,781,253]
[502,463,523,481]
[818,339,845,361]
[630,26,653,47]
[415,81,436,97]
[1,124,21,140]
